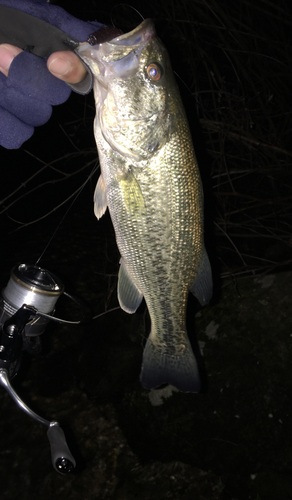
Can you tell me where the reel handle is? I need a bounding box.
[0,369,76,473]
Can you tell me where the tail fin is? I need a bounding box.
[140,335,201,393]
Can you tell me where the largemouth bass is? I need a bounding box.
[77,19,212,392]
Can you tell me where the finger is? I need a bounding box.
[0,44,23,77]
[47,50,88,84]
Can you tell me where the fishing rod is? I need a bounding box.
[0,262,90,474]
[0,170,120,473]
[0,203,121,473]
[0,152,102,472]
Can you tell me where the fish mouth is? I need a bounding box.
[105,18,155,48]
[77,19,155,81]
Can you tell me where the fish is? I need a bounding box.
[77,19,212,392]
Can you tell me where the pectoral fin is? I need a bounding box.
[118,168,145,216]
[94,174,107,219]
[190,247,213,305]
[118,258,143,313]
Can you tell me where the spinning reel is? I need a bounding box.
[0,263,86,474]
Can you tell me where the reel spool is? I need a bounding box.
[0,263,64,337]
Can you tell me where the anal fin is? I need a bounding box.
[118,258,143,313]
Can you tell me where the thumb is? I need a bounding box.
[47,51,88,84]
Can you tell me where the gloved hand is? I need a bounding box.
[0,0,103,149]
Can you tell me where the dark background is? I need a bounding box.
[0,1,292,499]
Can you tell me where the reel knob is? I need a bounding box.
[47,422,76,474]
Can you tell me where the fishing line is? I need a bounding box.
[110,4,144,29]
[173,70,196,99]
[92,306,121,321]
[35,162,99,266]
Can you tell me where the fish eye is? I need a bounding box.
[146,63,163,81]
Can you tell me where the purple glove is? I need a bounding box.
[0,0,103,149]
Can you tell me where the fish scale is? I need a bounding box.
[77,19,212,392]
